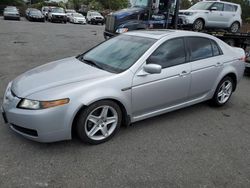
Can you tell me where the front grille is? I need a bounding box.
[11,124,38,137]
[105,14,115,32]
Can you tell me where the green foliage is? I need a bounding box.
[89,0,103,10]
[68,0,128,10]
[180,0,191,9]
[0,0,24,6]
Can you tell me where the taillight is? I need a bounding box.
[239,56,246,62]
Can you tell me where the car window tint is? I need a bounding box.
[224,4,236,12]
[212,2,224,11]
[211,40,222,56]
[147,38,186,68]
[187,37,213,61]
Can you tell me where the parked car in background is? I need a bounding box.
[3,7,20,21]
[179,0,242,33]
[27,9,45,22]
[1,30,245,144]
[25,8,36,19]
[48,7,67,23]
[86,11,104,25]
[245,51,250,73]
[42,6,55,20]
[65,9,76,21]
[69,13,86,24]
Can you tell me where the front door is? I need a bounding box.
[131,37,191,119]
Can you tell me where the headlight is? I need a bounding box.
[184,12,196,16]
[116,28,128,34]
[17,98,69,110]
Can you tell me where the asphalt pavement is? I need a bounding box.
[0,17,250,188]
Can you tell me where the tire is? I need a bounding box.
[193,19,204,31]
[210,76,234,106]
[224,39,235,47]
[229,22,240,33]
[76,100,122,144]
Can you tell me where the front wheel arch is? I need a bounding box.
[71,99,130,139]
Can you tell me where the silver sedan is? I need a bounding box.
[1,30,245,144]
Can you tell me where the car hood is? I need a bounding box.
[51,13,66,16]
[11,57,113,98]
[179,9,209,14]
[112,7,144,19]
[74,17,86,20]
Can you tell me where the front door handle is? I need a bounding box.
[215,62,223,67]
[179,71,189,77]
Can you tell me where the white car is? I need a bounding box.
[179,0,242,33]
[48,7,67,23]
[86,11,104,25]
[69,13,86,24]
[65,9,76,21]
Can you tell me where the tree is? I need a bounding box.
[0,0,24,5]
[180,0,191,9]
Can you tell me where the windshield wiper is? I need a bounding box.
[82,58,104,70]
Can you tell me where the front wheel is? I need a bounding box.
[193,19,204,31]
[229,22,240,33]
[210,77,234,106]
[76,100,122,144]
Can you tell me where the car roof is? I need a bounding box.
[200,0,240,6]
[124,30,215,40]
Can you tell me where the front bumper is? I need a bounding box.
[29,17,45,22]
[4,15,20,20]
[1,84,71,143]
[51,16,66,22]
[73,19,86,24]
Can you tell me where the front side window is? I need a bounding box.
[187,37,213,61]
[79,35,156,73]
[211,2,224,11]
[147,38,186,68]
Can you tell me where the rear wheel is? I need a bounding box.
[229,22,240,33]
[76,100,122,144]
[210,76,234,106]
[193,19,204,31]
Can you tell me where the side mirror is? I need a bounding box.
[143,64,162,74]
[210,7,217,11]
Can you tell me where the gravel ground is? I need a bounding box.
[0,17,250,188]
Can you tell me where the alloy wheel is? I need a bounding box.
[217,80,233,104]
[84,105,118,141]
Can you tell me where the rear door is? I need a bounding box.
[223,3,238,27]
[186,37,224,99]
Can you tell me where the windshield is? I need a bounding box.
[91,12,101,16]
[66,10,76,13]
[132,0,149,7]
[30,11,42,15]
[51,8,65,13]
[73,13,83,17]
[78,35,156,73]
[189,2,213,10]
[5,8,18,12]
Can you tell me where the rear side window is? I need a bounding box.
[187,37,213,61]
[224,4,237,12]
[147,38,186,68]
[210,40,222,56]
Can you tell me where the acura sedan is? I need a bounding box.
[1,30,245,144]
